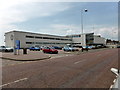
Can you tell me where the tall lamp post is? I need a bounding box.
[81,9,88,46]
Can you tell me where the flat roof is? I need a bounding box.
[5,30,69,38]
[66,33,94,36]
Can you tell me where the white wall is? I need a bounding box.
[5,31,72,48]
[94,36,106,45]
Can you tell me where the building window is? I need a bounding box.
[10,35,14,40]
[26,42,33,44]
[71,35,81,38]
[35,36,42,39]
[73,43,81,44]
[26,35,34,38]
[26,35,71,41]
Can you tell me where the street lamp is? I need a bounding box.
[81,9,88,46]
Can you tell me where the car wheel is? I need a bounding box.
[5,49,8,52]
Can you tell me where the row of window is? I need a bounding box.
[72,43,81,44]
[26,35,72,41]
[71,35,81,38]
[26,42,70,45]
[86,38,94,40]
[66,35,81,38]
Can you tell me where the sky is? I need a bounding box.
[0,0,119,45]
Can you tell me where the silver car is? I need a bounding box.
[0,46,13,52]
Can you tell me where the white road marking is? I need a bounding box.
[0,78,28,87]
[110,85,113,89]
[50,56,63,59]
[50,55,73,59]
[74,59,86,64]
[113,79,116,83]
[10,62,31,66]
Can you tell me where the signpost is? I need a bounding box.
[15,40,20,55]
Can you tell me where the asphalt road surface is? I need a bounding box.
[2,48,118,88]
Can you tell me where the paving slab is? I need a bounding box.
[0,50,51,61]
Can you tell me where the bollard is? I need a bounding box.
[23,48,27,54]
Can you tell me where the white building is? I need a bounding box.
[4,31,106,48]
[66,33,94,46]
[94,35,106,45]
[5,31,72,48]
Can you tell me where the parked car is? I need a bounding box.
[29,46,41,51]
[40,46,46,50]
[87,46,96,49]
[82,46,88,51]
[42,47,58,54]
[52,46,63,50]
[110,68,119,89]
[0,46,13,52]
[73,46,82,51]
[63,46,79,51]
[117,45,120,48]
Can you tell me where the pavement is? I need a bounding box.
[0,48,111,61]
[0,50,51,61]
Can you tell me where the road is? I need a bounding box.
[2,48,118,88]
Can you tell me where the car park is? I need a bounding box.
[0,46,13,52]
[29,46,41,51]
[42,47,58,54]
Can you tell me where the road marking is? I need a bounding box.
[0,78,28,87]
[10,62,31,66]
[113,79,116,83]
[50,55,73,59]
[110,85,113,89]
[50,56,63,59]
[74,59,86,64]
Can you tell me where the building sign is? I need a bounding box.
[15,40,20,49]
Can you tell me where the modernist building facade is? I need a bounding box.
[4,31,106,48]
[66,33,94,46]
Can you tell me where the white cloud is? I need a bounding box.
[93,27,118,40]
[0,0,118,45]
[50,24,81,35]
[0,1,71,25]
[38,24,118,41]
[0,0,72,45]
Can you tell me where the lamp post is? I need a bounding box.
[81,9,88,46]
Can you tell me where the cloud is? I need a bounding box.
[50,24,81,35]
[38,24,118,41]
[93,27,118,40]
[0,0,72,45]
[0,1,118,45]
[0,1,71,25]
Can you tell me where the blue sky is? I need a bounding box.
[0,0,118,45]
